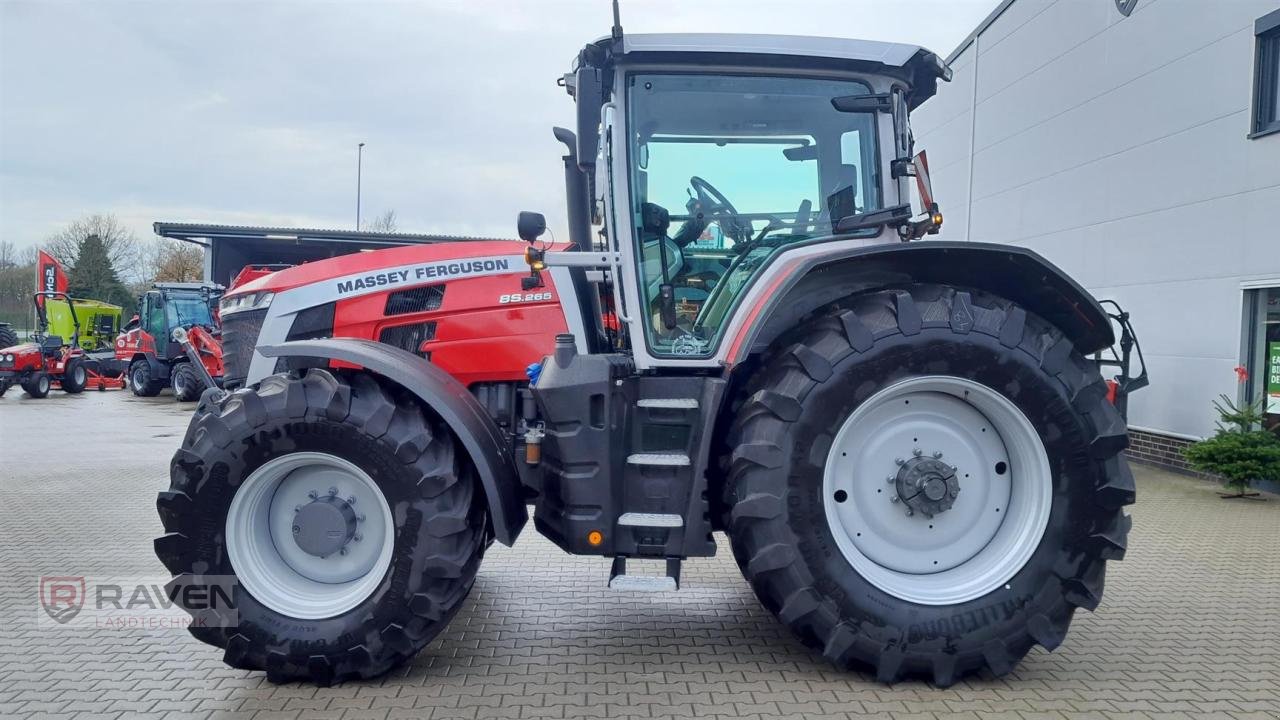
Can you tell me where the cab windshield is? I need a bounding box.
[626,73,881,357]
[166,294,216,329]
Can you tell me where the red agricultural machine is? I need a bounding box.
[0,292,126,398]
[116,282,224,401]
[159,17,1142,688]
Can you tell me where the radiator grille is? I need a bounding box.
[384,285,445,315]
[220,309,266,388]
[378,322,436,357]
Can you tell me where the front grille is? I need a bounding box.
[385,285,445,315]
[220,308,266,388]
[378,322,436,357]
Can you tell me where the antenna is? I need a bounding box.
[611,0,623,41]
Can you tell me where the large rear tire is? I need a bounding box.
[130,358,163,397]
[724,284,1134,686]
[61,358,87,394]
[0,324,18,349]
[156,368,486,684]
[171,362,205,402]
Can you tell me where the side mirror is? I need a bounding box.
[575,66,603,171]
[517,211,547,243]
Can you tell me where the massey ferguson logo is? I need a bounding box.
[335,258,513,295]
[40,576,86,624]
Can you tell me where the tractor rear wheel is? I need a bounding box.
[130,358,163,397]
[61,358,87,394]
[171,362,205,402]
[156,369,486,684]
[0,324,17,349]
[724,284,1134,686]
[21,373,51,398]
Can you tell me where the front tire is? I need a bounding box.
[156,369,486,684]
[130,358,163,397]
[724,285,1134,685]
[22,373,51,398]
[171,362,205,402]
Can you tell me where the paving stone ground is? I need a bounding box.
[1,389,1278,719]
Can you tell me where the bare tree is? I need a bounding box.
[365,209,399,234]
[0,239,17,269]
[147,237,204,283]
[45,213,141,277]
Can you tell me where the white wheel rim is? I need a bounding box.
[72,366,85,385]
[823,376,1052,605]
[38,375,49,393]
[173,370,185,393]
[226,452,395,619]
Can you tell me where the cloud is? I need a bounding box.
[1,0,998,252]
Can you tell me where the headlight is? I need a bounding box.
[220,291,275,316]
[2,353,11,362]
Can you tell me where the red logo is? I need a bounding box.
[40,576,86,624]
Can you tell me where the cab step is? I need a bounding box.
[626,452,690,466]
[636,397,699,409]
[618,512,683,528]
[608,557,681,592]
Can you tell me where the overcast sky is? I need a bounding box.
[0,0,997,250]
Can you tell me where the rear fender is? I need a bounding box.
[258,337,528,546]
[732,241,1115,362]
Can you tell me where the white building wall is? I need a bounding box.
[914,0,1280,439]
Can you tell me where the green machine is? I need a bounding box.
[43,298,122,351]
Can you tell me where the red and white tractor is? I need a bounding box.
[158,22,1141,687]
[0,292,126,398]
[116,282,224,401]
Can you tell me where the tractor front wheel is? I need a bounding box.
[21,373,51,398]
[724,285,1134,686]
[170,362,205,402]
[61,358,87,394]
[130,359,163,397]
[156,369,486,684]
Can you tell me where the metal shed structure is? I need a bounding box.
[154,222,510,287]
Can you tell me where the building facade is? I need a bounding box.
[913,0,1280,468]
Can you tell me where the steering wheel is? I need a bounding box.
[689,176,753,246]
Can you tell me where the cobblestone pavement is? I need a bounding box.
[1,390,1278,719]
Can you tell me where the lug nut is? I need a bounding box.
[913,448,923,457]
[886,476,895,484]
[307,490,318,500]
[905,509,914,516]
[346,496,357,505]
[339,547,348,556]
[291,525,301,535]
[328,487,338,496]
[932,451,943,459]
[353,534,362,543]
[890,496,900,503]
[294,505,302,513]
[895,457,905,466]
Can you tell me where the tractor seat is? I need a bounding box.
[41,335,65,354]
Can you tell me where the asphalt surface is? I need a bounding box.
[0,388,1278,719]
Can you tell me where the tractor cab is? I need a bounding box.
[520,33,950,367]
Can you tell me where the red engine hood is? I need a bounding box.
[227,240,539,297]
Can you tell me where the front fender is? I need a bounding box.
[733,241,1115,362]
[257,338,528,546]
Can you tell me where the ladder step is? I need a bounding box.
[627,452,690,467]
[608,575,678,592]
[618,512,683,528]
[608,556,682,592]
[637,398,699,409]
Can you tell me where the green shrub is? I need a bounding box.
[1183,395,1280,495]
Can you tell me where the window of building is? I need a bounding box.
[1241,286,1280,434]
[1252,9,1280,138]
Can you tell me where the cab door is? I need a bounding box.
[142,291,168,356]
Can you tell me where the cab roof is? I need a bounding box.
[584,32,951,108]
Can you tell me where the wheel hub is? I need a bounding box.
[894,454,960,518]
[292,493,362,558]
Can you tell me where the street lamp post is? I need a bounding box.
[356,142,366,230]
